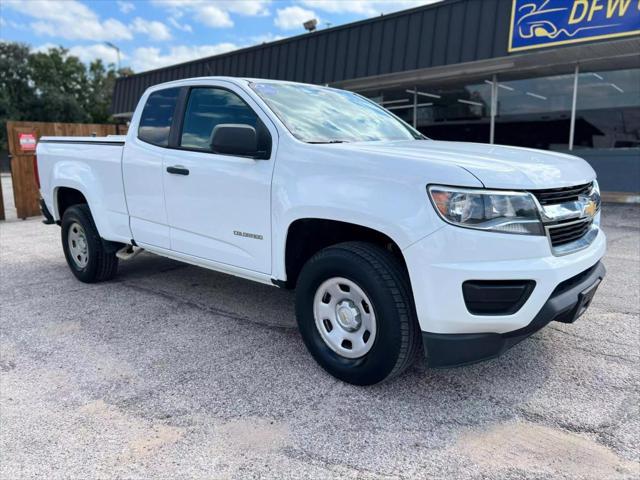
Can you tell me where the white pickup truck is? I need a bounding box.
[36,77,606,385]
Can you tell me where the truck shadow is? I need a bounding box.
[112,249,554,440]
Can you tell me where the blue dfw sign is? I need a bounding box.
[509,0,640,52]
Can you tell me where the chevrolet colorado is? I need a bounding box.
[36,77,606,385]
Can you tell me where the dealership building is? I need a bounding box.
[112,0,640,197]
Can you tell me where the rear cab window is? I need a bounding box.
[137,88,180,147]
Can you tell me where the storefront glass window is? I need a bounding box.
[358,67,640,155]
[413,80,492,143]
[574,68,640,149]
[494,73,574,151]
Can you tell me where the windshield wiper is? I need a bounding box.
[307,140,349,144]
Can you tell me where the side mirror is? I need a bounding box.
[210,124,260,158]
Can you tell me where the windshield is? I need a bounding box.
[250,82,424,143]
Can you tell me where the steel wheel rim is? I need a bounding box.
[313,277,377,359]
[68,222,89,269]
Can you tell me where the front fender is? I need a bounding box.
[270,141,483,281]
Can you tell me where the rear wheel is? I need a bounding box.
[295,242,420,385]
[61,204,118,283]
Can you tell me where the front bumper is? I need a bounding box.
[422,261,605,367]
[402,222,606,367]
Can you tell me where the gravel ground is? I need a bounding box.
[1,204,638,479]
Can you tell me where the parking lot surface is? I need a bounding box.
[1,204,638,479]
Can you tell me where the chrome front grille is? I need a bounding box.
[528,181,600,256]
[530,182,592,206]
[547,218,594,247]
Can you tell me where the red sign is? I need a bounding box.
[19,133,37,152]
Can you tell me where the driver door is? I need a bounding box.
[163,83,277,274]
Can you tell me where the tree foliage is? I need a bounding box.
[0,42,133,151]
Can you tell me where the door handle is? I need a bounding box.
[166,165,189,176]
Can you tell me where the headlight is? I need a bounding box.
[427,185,543,235]
[591,180,601,225]
[591,179,601,208]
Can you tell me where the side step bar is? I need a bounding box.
[116,244,143,260]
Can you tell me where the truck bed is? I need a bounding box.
[36,135,131,244]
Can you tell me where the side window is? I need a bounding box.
[180,87,270,154]
[137,88,180,147]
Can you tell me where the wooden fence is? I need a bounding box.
[4,121,126,219]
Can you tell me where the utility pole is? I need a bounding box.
[104,42,121,73]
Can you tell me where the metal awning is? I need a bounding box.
[333,37,640,92]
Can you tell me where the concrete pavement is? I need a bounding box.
[0,204,638,479]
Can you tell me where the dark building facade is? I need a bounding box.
[112,0,640,196]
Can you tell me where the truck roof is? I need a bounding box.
[142,76,327,90]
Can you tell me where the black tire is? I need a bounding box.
[295,241,420,385]
[61,204,118,283]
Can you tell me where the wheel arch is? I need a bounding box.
[279,217,409,289]
[54,186,89,221]
[51,182,111,240]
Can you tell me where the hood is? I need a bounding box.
[329,140,596,190]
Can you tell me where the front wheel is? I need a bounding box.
[61,204,118,283]
[295,242,420,385]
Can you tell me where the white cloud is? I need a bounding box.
[130,17,172,41]
[0,17,29,31]
[223,0,271,16]
[69,44,126,66]
[154,0,271,16]
[34,42,125,66]
[168,17,193,33]
[199,5,233,28]
[117,1,135,14]
[151,0,271,28]
[33,43,59,54]
[300,0,441,15]
[206,0,271,16]
[130,43,240,72]
[3,0,132,41]
[274,6,318,30]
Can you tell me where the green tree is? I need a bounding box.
[0,41,131,152]
[0,42,36,150]
[27,46,91,124]
[86,59,118,123]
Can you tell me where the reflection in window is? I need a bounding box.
[494,74,574,150]
[252,82,420,143]
[354,68,640,155]
[575,69,640,149]
[181,88,261,150]
[138,88,180,147]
